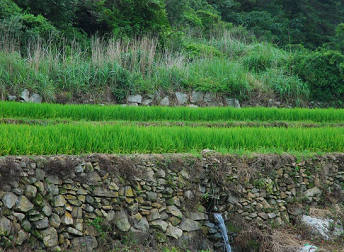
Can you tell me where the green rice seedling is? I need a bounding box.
[1,102,344,123]
[0,124,344,155]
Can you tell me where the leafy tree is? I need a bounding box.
[92,0,170,36]
[0,0,22,19]
[13,0,78,29]
[0,0,58,42]
[291,50,344,103]
[72,0,106,35]
[208,0,344,48]
[336,23,344,53]
[164,0,189,25]
[20,14,59,39]
[2,0,344,49]
[164,0,221,31]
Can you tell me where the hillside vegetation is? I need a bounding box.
[1,3,344,252]
[0,0,344,107]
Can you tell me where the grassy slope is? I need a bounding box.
[0,30,309,106]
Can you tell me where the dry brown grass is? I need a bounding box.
[43,156,79,178]
[233,222,301,252]
[0,157,21,189]
[269,230,301,252]
[0,25,21,53]
[308,204,344,224]
[309,206,333,219]
[231,208,344,252]
[94,154,142,181]
[91,35,159,76]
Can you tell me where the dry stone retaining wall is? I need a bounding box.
[126,91,241,108]
[0,153,344,251]
[12,89,241,108]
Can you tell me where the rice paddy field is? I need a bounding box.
[2,102,344,123]
[1,102,344,155]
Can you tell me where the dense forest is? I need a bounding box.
[1,0,343,48]
[1,0,344,106]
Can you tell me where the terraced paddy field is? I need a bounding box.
[2,101,344,252]
[2,102,344,123]
[1,102,344,155]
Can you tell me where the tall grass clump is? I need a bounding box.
[258,68,310,106]
[0,35,164,102]
[187,59,251,97]
[0,51,56,101]
[241,42,289,71]
[1,102,344,123]
[210,27,253,59]
[0,124,343,155]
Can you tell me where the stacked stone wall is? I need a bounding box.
[0,153,343,251]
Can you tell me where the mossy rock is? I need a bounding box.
[2,208,13,216]
[32,193,45,207]
[0,237,13,248]
[30,229,43,240]
[155,232,167,243]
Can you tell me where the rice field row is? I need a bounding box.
[1,123,343,155]
[2,102,344,123]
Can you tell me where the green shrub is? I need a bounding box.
[162,30,185,51]
[182,8,203,28]
[0,0,21,19]
[173,7,224,32]
[290,50,344,103]
[196,10,221,30]
[110,65,134,104]
[13,0,78,29]
[0,13,58,43]
[95,0,170,36]
[20,14,58,39]
[183,42,223,58]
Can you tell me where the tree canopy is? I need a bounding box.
[0,0,343,49]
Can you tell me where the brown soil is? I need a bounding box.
[2,118,344,128]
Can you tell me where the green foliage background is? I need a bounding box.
[291,50,344,103]
[2,0,342,48]
[1,0,344,106]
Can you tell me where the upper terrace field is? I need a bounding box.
[2,102,344,124]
